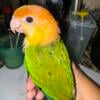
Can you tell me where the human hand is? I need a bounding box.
[26,76,44,100]
[26,63,100,100]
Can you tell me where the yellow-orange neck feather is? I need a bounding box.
[23,21,60,48]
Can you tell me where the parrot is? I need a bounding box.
[10,5,75,100]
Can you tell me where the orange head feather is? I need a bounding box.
[10,5,60,47]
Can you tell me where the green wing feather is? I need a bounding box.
[25,38,75,100]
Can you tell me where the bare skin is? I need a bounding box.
[73,63,100,100]
[26,63,100,100]
[26,76,44,100]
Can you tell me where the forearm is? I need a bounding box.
[72,63,100,100]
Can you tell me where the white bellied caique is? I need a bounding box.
[10,5,75,100]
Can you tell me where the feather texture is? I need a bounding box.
[25,38,75,100]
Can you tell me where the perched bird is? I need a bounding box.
[10,5,75,100]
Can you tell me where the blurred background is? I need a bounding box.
[0,0,100,100]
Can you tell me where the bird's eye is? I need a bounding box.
[26,16,33,23]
